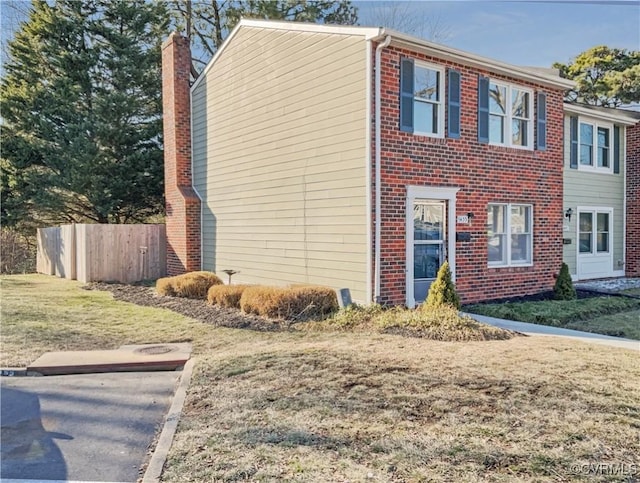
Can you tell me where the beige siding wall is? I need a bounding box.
[562,115,626,277]
[191,27,369,301]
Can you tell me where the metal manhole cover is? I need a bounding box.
[134,345,176,355]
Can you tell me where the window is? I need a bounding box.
[487,203,533,266]
[571,117,614,173]
[400,59,446,137]
[487,81,532,148]
[579,210,611,254]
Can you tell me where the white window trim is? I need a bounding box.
[405,186,459,308]
[487,203,534,268]
[577,116,614,174]
[412,60,445,139]
[488,80,534,150]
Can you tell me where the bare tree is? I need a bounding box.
[359,1,450,43]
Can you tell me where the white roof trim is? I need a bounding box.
[384,30,574,90]
[191,19,574,93]
[564,103,638,126]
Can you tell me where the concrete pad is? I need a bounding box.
[27,343,191,376]
[1,371,180,482]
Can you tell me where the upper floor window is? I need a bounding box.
[479,76,543,150]
[571,117,614,173]
[488,81,533,148]
[400,58,461,139]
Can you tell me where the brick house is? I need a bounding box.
[626,114,640,277]
[162,20,578,306]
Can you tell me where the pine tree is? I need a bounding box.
[422,261,461,310]
[1,0,169,228]
[553,263,577,300]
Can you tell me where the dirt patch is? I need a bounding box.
[84,282,293,332]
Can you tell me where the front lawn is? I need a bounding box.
[2,275,639,482]
[465,296,640,340]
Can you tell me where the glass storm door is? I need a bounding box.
[413,201,446,303]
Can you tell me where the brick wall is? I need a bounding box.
[161,33,201,275]
[626,121,640,277]
[375,45,565,304]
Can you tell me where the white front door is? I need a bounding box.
[405,186,458,308]
[577,207,614,279]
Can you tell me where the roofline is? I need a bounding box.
[563,102,638,126]
[192,19,574,92]
[381,28,574,90]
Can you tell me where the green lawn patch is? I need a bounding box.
[465,296,640,340]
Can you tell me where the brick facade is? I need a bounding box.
[161,33,201,275]
[375,45,565,304]
[626,120,640,277]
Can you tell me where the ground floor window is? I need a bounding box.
[487,203,533,266]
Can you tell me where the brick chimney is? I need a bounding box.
[162,33,201,275]
[626,120,640,277]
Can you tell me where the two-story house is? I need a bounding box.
[161,19,574,306]
[561,104,637,281]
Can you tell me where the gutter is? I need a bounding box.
[373,33,391,303]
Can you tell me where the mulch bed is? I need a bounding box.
[84,282,294,332]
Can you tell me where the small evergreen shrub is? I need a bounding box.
[423,261,461,310]
[207,284,250,309]
[156,271,223,299]
[553,262,577,300]
[240,285,338,320]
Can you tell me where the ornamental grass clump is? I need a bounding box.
[156,271,223,299]
[207,284,250,309]
[423,261,460,310]
[240,285,338,321]
[553,262,577,300]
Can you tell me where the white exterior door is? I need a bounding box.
[577,207,614,279]
[405,186,458,308]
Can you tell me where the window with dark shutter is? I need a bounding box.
[448,69,461,139]
[536,93,546,151]
[478,75,489,143]
[400,58,414,133]
[569,116,578,168]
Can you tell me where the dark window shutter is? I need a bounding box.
[536,93,547,151]
[400,58,414,133]
[570,116,578,169]
[614,125,620,174]
[447,69,461,139]
[478,75,489,143]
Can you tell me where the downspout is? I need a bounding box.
[374,34,391,303]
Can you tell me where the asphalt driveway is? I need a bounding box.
[1,371,180,482]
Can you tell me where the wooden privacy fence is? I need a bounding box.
[37,224,166,283]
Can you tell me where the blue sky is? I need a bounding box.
[355,0,640,67]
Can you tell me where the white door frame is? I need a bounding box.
[576,206,614,280]
[406,186,459,308]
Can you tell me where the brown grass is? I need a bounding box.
[156,271,223,299]
[207,284,250,309]
[240,285,338,320]
[3,275,639,482]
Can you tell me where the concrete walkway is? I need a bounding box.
[468,313,639,351]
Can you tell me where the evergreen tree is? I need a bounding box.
[553,46,640,107]
[553,263,577,301]
[423,261,461,310]
[1,0,169,227]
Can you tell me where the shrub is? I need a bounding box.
[156,271,223,299]
[207,284,250,309]
[423,261,460,310]
[553,262,576,300]
[240,285,338,320]
[1,228,36,274]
